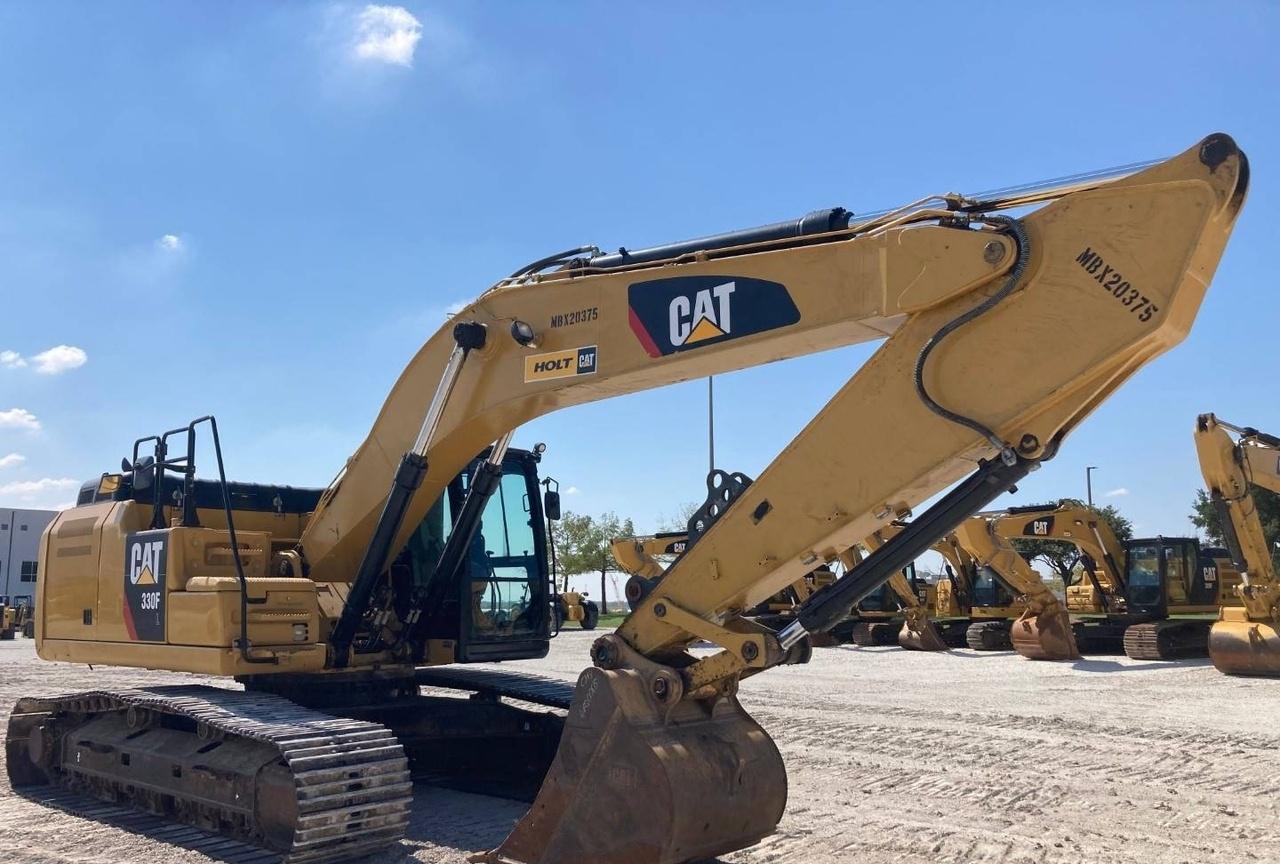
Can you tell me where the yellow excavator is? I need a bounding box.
[953,512,1083,660]
[857,524,950,651]
[994,501,1239,658]
[613,526,945,651]
[1196,413,1280,675]
[613,530,839,645]
[925,528,1031,651]
[6,134,1246,864]
[862,523,1038,652]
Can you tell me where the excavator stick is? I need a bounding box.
[897,610,949,652]
[474,665,786,864]
[1009,608,1081,661]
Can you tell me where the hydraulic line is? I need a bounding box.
[914,216,1032,465]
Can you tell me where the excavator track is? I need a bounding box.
[965,620,1013,651]
[7,686,412,863]
[1123,620,1212,660]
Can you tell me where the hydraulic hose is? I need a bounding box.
[914,216,1032,465]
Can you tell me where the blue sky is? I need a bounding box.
[1,3,1277,553]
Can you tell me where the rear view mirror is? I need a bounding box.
[131,456,156,492]
[543,489,561,521]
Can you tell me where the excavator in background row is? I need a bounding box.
[613,530,841,644]
[857,525,951,650]
[991,501,1240,658]
[864,524,1037,652]
[552,591,599,630]
[927,529,1032,651]
[0,595,34,640]
[5,134,1246,864]
[613,527,944,650]
[953,513,1083,660]
[1196,414,1280,676]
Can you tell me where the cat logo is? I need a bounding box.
[129,540,164,585]
[1203,565,1217,584]
[524,345,598,383]
[669,281,735,347]
[665,540,687,555]
[628,275,800,357]
[123,531,167,642]
[1025,515,1055,537]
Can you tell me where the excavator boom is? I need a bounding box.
[484,135,1247,863]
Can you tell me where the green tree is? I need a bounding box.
[1010,499,1133,581]
[1191,487,1280,568]
[551,511,635,614]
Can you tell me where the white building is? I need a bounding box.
[1,508,56,598]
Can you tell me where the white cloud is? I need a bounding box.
[1104,487,1129,498]
[157,233,183,251]
[30,345,87,375]
[0,408,40,431]
[0,453,25,469]
[564,486,580,496]
[2,345,89,375]
[0,477,79,509]
[353,5,423,66]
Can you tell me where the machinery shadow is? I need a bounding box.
[1070,657,1214,674]
[14,783,295,863]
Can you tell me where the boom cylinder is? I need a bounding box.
[329,322,487,666]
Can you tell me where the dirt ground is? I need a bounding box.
[4,630,1280,864]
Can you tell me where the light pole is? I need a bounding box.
[708,376,715,473]
[1086,466,1098,507]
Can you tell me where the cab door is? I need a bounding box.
[458,451,551,662]
[1124,540,1169,618]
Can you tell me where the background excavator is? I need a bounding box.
[1196,413,1280,675]
[5,134,1246,864]
[856,524,952,651]
[990,501,1240,658]
[0,595,33,640]
[613,530,841,645]
[613,526,943,650]
[863,524,1036,652]
[929,529,1031,651]
[953,512,1083,660]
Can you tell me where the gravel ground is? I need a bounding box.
[4,631,1280,864]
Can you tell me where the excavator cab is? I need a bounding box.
[971,565,1018,609]
[406,448,553,663]
[1123,537,1206,617]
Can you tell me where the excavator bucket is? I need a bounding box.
[475,666,786,864]
[1009,609,1081,661]
[897,613,949,652]
[1208,616,1280,676]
